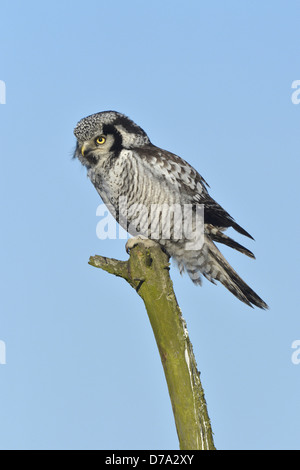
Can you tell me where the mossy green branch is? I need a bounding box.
[89,239,215,450]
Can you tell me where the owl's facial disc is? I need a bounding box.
[75,133,117,167]
[81,134,106,157]
[76,141,98,166]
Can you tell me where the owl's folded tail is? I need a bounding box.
[181,236,268,310]
[206,242,268,309]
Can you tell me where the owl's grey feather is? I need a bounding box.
[73,111,268,309]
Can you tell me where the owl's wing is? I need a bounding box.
[137,144,254,240]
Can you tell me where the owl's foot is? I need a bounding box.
[125,236,159,254]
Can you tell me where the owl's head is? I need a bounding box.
[73,111,150,168]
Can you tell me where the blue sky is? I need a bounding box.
[1,0,300,450]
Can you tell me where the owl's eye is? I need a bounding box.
[95,135,106,145]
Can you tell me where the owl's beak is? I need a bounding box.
[81,144,87,157]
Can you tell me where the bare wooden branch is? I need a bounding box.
[89,239,215,450]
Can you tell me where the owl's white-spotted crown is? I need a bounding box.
[74,110,150,148]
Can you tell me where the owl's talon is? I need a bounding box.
[125,236,158,254]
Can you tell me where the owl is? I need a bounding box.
[73,111,268,309]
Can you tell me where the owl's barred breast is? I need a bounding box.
[91,149,182,240]
[90,149,178,201]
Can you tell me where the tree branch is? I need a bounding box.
[89,239,215,450]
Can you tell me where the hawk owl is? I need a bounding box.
[73,111,268,309]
